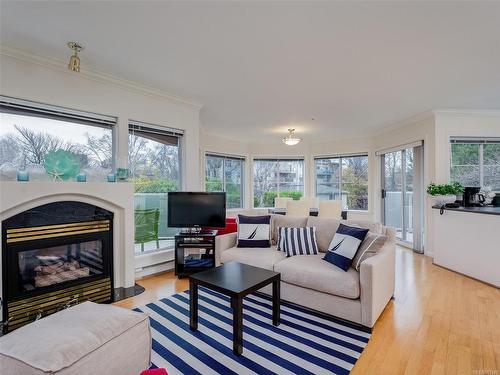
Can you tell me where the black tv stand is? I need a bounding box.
[174,230,218,278]
[179,228,218,235]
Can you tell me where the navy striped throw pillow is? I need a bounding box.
[237,215,271,248]
[323,223,369,271]
[278,227,319,256]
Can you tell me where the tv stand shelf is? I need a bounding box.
[174,230,217,278]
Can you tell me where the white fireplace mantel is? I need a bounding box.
[0,182,136,294]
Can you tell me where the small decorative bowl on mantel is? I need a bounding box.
[115,168,130,181]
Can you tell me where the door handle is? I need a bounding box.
[381,189,386,199]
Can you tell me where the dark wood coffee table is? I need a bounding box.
[189,261,280,355]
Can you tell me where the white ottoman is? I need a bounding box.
[0,301,151,375]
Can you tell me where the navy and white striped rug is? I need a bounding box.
[135,287,370,375]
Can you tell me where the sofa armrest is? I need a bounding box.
[359,236,396,328]
[215,232,237,266]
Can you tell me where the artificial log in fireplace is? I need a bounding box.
[1,201,114,333]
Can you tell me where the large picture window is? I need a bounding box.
[315,154,368,210]
[205,153,244,209]
[253,158,304,208]
[450,139,500,191]
[129,121,182,253]
[0,97,115,177]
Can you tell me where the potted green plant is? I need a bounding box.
[426,182,464,205]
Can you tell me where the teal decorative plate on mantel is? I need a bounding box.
[44,149,80,181]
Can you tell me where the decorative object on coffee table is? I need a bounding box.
[189,261,280,355]
[43,149,80,181]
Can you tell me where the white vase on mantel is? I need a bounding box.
[433,195,456,206]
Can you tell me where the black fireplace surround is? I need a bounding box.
[2,201,114,332]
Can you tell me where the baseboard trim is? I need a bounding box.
[432,262,499,289]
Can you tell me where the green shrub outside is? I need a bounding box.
[132,177,178,193]
[253,191,303,207]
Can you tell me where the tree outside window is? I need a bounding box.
[205,154,244,209]
[128,125,181,253]
[0,112,113,175]
[315,155,368,210]
[450,141,500,191]
[253,159,304,208]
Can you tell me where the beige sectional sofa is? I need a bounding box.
[215,215,396,329]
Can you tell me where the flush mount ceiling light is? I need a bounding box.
[282,128,302,146]
[67,42,84,72]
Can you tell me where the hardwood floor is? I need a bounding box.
[114,246,500,374]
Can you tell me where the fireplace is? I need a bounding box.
[2,201,114,332]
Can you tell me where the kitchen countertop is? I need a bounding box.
[432,205,500,216]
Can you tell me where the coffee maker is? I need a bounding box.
[463,187,485,207]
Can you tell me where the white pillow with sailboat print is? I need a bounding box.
[237,215,271,248]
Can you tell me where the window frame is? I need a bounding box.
[450,138,500,191]
[128,120,184,255]
[252,157,305,208]
[314,153,369,211]
[205,152,245,209]
[0,95,117,171]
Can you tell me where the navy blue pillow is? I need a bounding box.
[323,223,369,271]
[237,215,271,248]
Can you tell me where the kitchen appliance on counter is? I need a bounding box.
[492,193,500,207]
[463,187,485,207]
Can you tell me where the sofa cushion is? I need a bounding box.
[271,214,308,244]
[305,217,341,252]
[351,233,388,271]
[220,246,286,270]
[323,223,369,271]
[306,216,383,252]
[274,254,360,299]
[278,227,319,256]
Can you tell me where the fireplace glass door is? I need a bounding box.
[18,240,104,291]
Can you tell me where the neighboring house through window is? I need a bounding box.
[253,158,304,208]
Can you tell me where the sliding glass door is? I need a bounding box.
[381,144,423,252]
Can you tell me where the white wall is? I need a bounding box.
[0,51,202,190]
[372,113,436,255]
[201,114,438,253]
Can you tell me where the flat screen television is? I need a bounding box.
[167,192,226,228]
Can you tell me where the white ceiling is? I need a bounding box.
[1,1,500,143]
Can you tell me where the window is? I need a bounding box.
[450,138,500,191]
[129,121,182,253]
[253,158,304,208]
[315,154,368,210]
[0,96,115,178]
[205,153,244,209]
